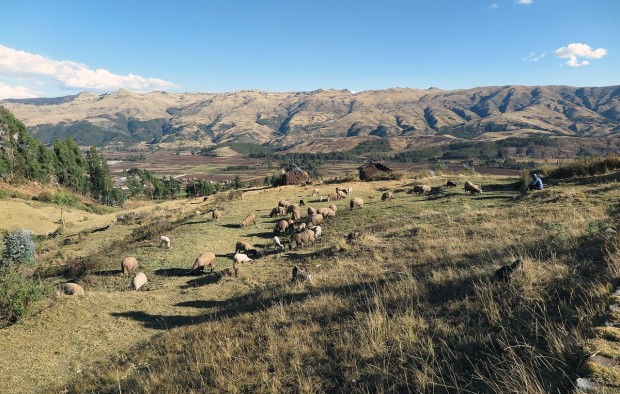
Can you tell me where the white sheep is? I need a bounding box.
[132,272,148,291]
[273,236,285,252]
[313,225,322,238]
[159,235,171,249]
[233,253,254,264]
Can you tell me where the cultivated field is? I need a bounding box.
[1,172,620,393]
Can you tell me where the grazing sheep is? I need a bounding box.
[132,272,148,291]
[240,213,256,227]
[306,213,325,227]
[212,209,222,222]
[337,190,347,200]
[61,283,84,296]
[347,186,352,194]
[274,219,290,234]
[291,265,313,282]
[311,188,320,196]
[464,181,483,194]
[289,229,316,250]
[269,207,280,217]
[273,236,285,252]
[320,208,336,220]
[412,184,432,195]
[235,241,256,256]
[191,252,216,274]
[233,253,254,264]
[307,207,317,216]
[121,257,139,276]
[159,235,171,249]
[381,191,394,201]
[446,181,457,187]
[286,204,299,215]
[329,204,337,213]
[327,191,338,202]
[291,209,301,221]
[495,259,524,282]
[350,197,364,210]
[278,200,291,208]
[297,222,307,232]
[228,190,244,200]
[299,199,305,206]
[313,225,322,238]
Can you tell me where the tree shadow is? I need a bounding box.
[180,273,222,289]
[153,268,189,277]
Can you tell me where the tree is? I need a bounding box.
[1,229,36,268]
[233,175,244,189]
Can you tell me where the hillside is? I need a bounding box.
[1,174,620,392]
[2,85,619,151]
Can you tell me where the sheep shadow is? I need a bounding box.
[91,269,122,277]
[221,224,241,229]
[177,219,211,227]
[154,268,189,277]
[181,273,222,289]
[175,300,227,309]
[246,232,275,240]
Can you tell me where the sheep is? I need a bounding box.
[269,207,280,217]
[240,213,256,227]
[327,191,338,202]
[273,236,285,252]
[132,272,148,291]
[350,197,364,210]
[446,180,457,187]
[318,207,335,220]
[381,191,394,201]
[278,200,291,208]
[274,219,290,234]
[235,241,257,256]
[299,199,305,206]
[297,222,307,232]
[347,186,352,194]
[61,283,84,296]
[233,253,254,264]
[337,190,347,200]
[290,209,300,221]
[412,184,432,195]
[191,252,216,274]
[121,257,139,276]
[291,265,313,282]
[311,188,321,196]
[212,209,222,222]
[286,204,299,215]
[329,204,337,213]
[313,225,322,238]
[159,235,171,249]
[495,259,524,282]
[464,181,483,194]
[307,207,317,216]
[306,213,324,227]
[289,229,316,250]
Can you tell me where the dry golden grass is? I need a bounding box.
[2,175,620,393]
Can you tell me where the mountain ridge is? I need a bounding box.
[2,85,619,151]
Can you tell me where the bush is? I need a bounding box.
[1,229,36,268]
[542,155,620,179]
[37,191,54,202]
[0,269,50,327]
[131,219,173,241]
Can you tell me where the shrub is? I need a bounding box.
[0,269,50,327]
[542,155,620,179]
[131,219,173,241]
[37,191,54,202]
[1,229,36,268]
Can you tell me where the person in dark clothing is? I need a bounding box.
[529,174,544,190]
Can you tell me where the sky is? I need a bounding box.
[0,0,618,99]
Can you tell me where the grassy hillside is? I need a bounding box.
[1,174,620,393]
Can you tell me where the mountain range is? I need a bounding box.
[2,85,619,153]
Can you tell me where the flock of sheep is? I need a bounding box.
[57,177,508,296]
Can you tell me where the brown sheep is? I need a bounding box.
[240,213,256,227]
[495,259,523,282]
[191,252,216,274]
[212,209,222,222]
[235,241,256,255]
[278,200,291,208]
[337,190,347,200]
[350,197,364,210]
[307,207,317,216]
[381,191,394,201]
[329,204,338,213]
[289,229,316,250]
[291,265,313,282]
[464,181,482,194]
[274,219,290,234]
[291,209,300,221]
[132,272,148,291]
[61,283,84,296]
[412,184,431,195]
[327,191,338,202]
[311,188,320,196]
[323,208,336,220]
[306,213,324,227]
[286,204,299,215]
[269,207,280,217]
[121,257,139,276]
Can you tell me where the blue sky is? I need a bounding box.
[0,0,618,98]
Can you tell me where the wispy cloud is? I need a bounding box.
[554,43,607,67]
[522,52,546,62]
[0,44,177,98]
[490,3,499,10]
[516,0,533,5]
[0,82,38,99]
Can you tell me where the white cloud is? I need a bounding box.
[522,52,546,62]
[0,82,38,99]
[516,0,533,5]
[553,43,608,67]
[490,3,499,9]
[0,44,177,93]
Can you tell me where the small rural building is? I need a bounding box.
[358,162,392,181]
[279,164,309,185]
